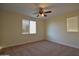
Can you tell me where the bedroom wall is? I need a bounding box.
[46,11,79,48]
[0,10,46,48]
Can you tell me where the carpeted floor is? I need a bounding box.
[0,40,79,56]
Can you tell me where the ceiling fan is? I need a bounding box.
[36,7,52,17]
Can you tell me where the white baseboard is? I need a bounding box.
[0,39,45,49]
[48,39,79,49]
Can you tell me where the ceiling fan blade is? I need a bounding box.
[45,11,52,13]
[37,14,39,17]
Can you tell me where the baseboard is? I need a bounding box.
[48,39,79,49]
[1,39,46,49]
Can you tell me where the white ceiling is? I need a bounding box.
[1,3,79,19]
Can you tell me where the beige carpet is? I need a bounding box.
[0,40,79,56]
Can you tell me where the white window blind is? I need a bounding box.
[22,19,36,34]
[30,21,36,34]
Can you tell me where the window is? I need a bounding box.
[30,21,36,34]
[67,16,78,32]
[22,19,36,34]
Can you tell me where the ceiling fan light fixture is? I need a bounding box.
[38,13,44,17]
[41,13,44,16]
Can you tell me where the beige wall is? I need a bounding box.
[1,8,79,49]
[0,11,2,47]
[46,11,79,48]
[0,10,46,48]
